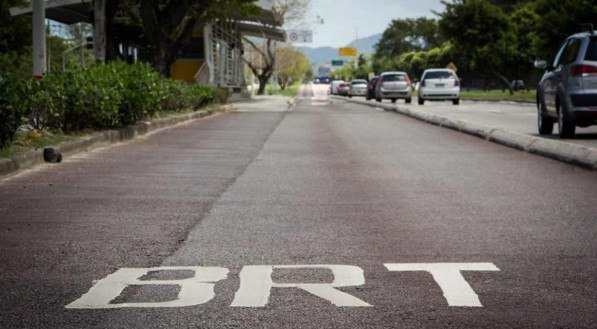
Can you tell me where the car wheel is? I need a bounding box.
[405,98,412,104]
[453,98,460,105]
[376,98,381,103]
[348,95,352,98]
[366,95,371,100]
[418,97,424,105]
[391,99,397,103]
[557,99,575,138]
[537,99,554,135]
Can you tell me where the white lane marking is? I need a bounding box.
[384,263,500,307]
[66,267,228,309]
[231,265,371,307]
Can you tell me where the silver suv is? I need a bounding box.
[535,28,597,138]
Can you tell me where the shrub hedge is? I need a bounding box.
[0,62,226,147]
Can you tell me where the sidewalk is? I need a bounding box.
[332,95,597,170]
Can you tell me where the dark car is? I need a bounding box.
[317,76,331,84]
[366,76,379,100]
[535,28,597,138]
[511,80,526,91]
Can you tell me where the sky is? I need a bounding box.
[299,0,445,48]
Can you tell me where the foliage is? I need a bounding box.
[276,46,311,90]
[0,62,222,148]
[374,17,442,59]
[0,0,31,55]
[0,75,27,147]
[531,0,597,62]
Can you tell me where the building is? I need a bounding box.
[10,0,285,91]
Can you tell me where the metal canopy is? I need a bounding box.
[237,22,285,41]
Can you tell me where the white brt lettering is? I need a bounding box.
[66,263,500,309]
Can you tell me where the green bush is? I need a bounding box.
[1,62,224,146]
[114,62,162,125]
[61,65,121,131]
[0,75,27,147]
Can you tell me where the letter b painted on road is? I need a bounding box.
[66,266,228,309]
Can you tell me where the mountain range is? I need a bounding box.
[297,33,382,69]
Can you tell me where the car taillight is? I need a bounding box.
[406,76,411,86]
[454,79,460,87]
[571,64,597,76]
[338,86,342,91]
[421,80,426,87]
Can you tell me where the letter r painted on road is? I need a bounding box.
[384,263,500,307]
[231,265,371,307]
[66,267,228,309]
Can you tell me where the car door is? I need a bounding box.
[543,38,581,113]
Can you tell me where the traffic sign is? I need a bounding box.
[287,30,313,43]
[332,60,344,66]
[339,47,357,57]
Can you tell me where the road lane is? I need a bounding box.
[1,84,596,328]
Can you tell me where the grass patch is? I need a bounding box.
[459,90,535,102]
[267,84,300,97]
[0,131,78,159]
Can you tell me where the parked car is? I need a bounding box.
[535,28,597,138]
[511,80,526,91]
[338,82,351,96]
[418,69,460,105]
[348,79,368,97]
[375,72,412,103]
[313,78,320,84]
[330,80,344,95]
[366,76,379,100]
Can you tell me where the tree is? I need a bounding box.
[275,46,310,90]
[242,0,309,95]
[243,38,275,95]
[374,18,442,60]
[438,0,518,93]
[531,0,597,63]
[0,0,31,55]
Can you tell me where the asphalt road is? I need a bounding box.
[1,84,596,328]
[351,94,597,149]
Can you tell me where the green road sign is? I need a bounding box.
[332,60,344,66]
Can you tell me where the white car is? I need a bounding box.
[348,79,368,97]
[330,80,345,95]
[418,69,460,105]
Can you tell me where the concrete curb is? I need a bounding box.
[332,96,597,170]
[0,105,231,178]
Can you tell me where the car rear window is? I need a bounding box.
[351,80,367,85]
[424,71,454,79]
[382,74,406,82]
[585,38,597,61]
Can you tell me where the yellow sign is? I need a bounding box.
[339,47,357,57]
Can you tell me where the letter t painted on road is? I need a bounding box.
[384,263,500,307]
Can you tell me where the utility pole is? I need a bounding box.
[32,0,46,78]
[93,0,106,63]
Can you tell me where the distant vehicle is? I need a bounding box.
[313,78,320,84]
[375,72,412,103]
[535,27,597,138]
[348,79,368,97]
[338,82,351,96]
[366,76,379,100]
[511,80,526,91]
[418,69,460,105]
[317,76,331,84]
[330,80,345,95]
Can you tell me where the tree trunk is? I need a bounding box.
[257,73,271,95]
[494,72,514,95]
